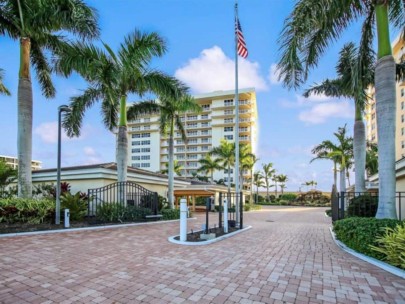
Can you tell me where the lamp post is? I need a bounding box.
[56,105,71,225]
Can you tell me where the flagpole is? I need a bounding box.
[234,0,240,225]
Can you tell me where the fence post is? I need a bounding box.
[339,191,345,219]
[153,192,158,215]
[240,192,243,229]
[331,185,338,222]
[399,192,402,220]
[219,193,222,228]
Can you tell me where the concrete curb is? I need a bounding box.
[0,218,197,238]
[168,225,252,246]
[329,227,405,279]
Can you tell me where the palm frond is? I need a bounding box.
[0,68,11,96]
[127,100,160,121]
[30,40,55,98]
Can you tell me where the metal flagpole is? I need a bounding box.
[234,0,240,225]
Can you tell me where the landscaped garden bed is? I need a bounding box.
[173,226,239,242]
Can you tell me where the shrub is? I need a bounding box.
[158,195,169,210]
[244,204,251,212]
[60,192,88,221]
[246,204,262,211]
[162,208,180,220]
[96,203,152,223]
[370,224,405,269]
[347,195,378,217]
[325,209,332,217]
[333,217,401,259]
[0,198,55,224]
[279,193,297,201]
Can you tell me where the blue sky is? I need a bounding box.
[0,0,398,191]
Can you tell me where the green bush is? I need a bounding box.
[158,195,169,210]
[279,193,297,201]
[347,195,378,217]
[96,203,152,223]
[162,208,180,220]
[245,204,262,211]
[333,217,402,259]
[61,192,88,221]
[244,204,251,211]
[0,198,55,224]
[370,223,405,269]
[325,209,332,217]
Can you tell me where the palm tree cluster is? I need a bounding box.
[252,162,289,203]
[278,0,404,219]
[1,0,198,210]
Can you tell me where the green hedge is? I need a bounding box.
[96,204,152,223]
[161,208,181,220]
[0,198,55,224]
[333,217,402,259]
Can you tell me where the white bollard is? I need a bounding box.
[223,198,228,233]
[180,199,188,242]
[64,209,70,228]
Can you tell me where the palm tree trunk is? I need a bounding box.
[250,171,253,204]
[168,121,175,209]
[116,96,128,184]
[353,116,366,192]
[18,37,32,198]
[375,4,397,219]
[266,180,269,201]
[333,161,337,187]
[339,165,346,193]
[227,164,231,195]
[275,182,278,198]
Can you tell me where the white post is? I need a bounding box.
[180,199,187,242]
[223,198,228,233]
[64,209,70,228]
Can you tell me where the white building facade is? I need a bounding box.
[127,88,258,188]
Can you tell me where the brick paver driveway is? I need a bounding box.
[1,206,404,304]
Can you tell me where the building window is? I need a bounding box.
[224,169,233,174]
[224,127,233,132]
[371,113,375,120]
[132,163,141,168]
[402,88,404,97]
[224,135,233,140]
[141,148,150,153]
[371,123,375,130]
[176,139,184,144]
[132,156,140,160]
[187,131,198,136]
[188,115,198,121]
[187,146,198,152]
[201,114,209,119]
[144,118,150,122]
[402,115,404,123]
[201,122,210,127]
[224,177,234,182]
[132,133,141,138]
[132,141,141,146]
[141,163,150,168]
[371,103,375,110]
[202,104,210,110]
[188,123,198,128]
[224,110,233,115]
[176,155,185,160]
[201,146,210,151]
[141,140,150,145]
[188,138,198,144]
[132,148,141,153]
[402,101,404,110]
[132,126,140,131]
[201,130,210,135]
[402,141,405,149]
[224,118,233,123]
[141,155,150,160]
[224,99,234,106]
[141,133,150,138]
[372,135,376,141]
[201,138,210,143]
[239,127,248,132]
[143,125,150,130]
[177,147,185,152]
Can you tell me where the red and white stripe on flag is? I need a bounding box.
[235,17,248,58]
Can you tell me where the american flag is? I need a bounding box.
[235,17,248,58]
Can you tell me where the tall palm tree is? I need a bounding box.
[366,142,379,177]
[56,31,186,187]
[253,171,265,204]
[127,95,200,209]
[304,43,375,193]
[311,141,340,188]
[0,0,99,198]
[262,163,275,201]
[272,174,280,198]
[278,0,404,219]
[161,160,183,177]
[0,69,10,96]
[197,154,222,182]
[210,140,235,194]
[277,174,288,195]
[238,143,255,191]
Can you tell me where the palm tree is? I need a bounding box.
[210,140,235,194]
[278,0,404,219]
[0,69,10,96]
[243,154,259,203]
[238,143,255,191]
[197,154,222,182]
[277,174,288,195]
[0,0,99,198]
[366,142,379,177]
[0,160,16,197]
[253,171,265,204]
[272,174,280,198]
[304,43,375,193]
[311,141,340,188]
[56,31,186,187]
[127,95,200,209]
[262,163,275,201]
[161,160,183,177]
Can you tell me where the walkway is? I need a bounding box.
[0,206,404,304]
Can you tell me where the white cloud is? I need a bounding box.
[34,121,89,144]
[174,46,267,93]
[83,146,103,164]
[268,64,281,85]
[298,100,354,124]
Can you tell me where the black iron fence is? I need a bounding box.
[87,182,159,219]
[332,189,405,221]
[218,192,244,229]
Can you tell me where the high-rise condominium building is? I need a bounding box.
[365,34,405,160]
[0,155,42,171]
[127,88,258,188]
